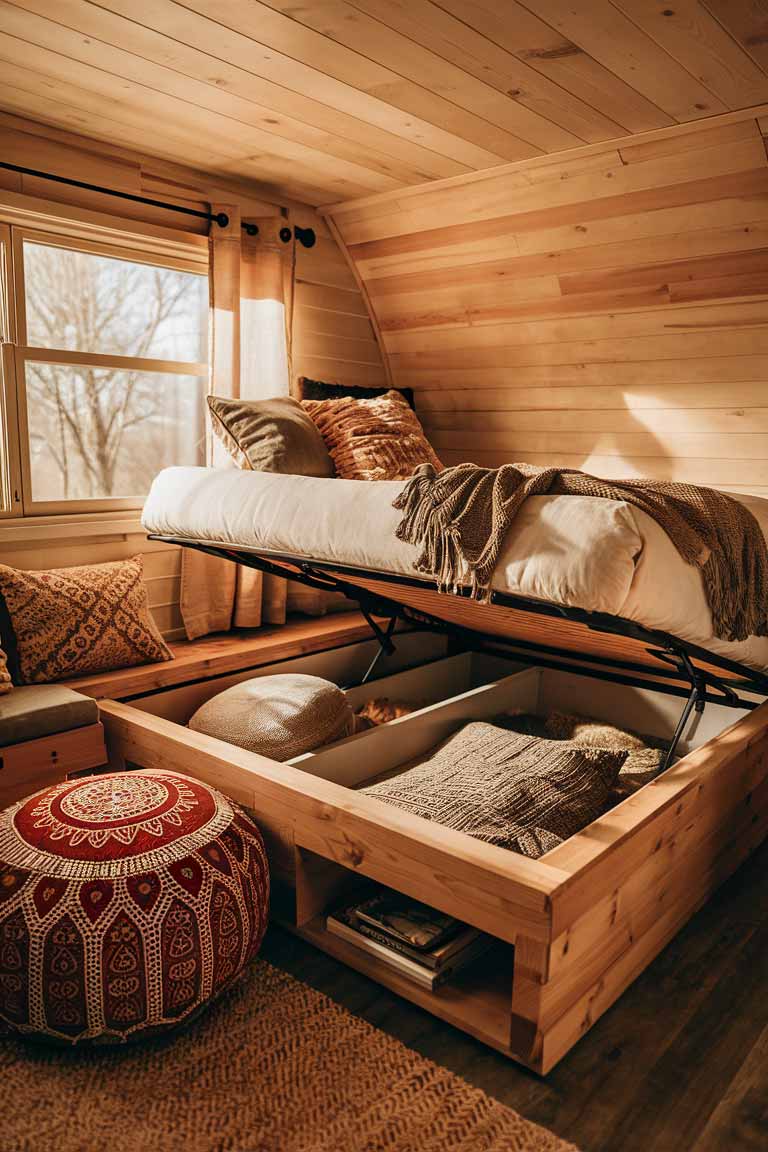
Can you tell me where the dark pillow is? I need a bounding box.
[362,721,626,858]
[207,395,334,476]
[298,375,415,410]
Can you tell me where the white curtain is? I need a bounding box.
[180,207,294,639]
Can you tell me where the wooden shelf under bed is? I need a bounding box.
[296,914,514,1054]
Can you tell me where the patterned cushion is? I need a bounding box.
[189,674,355,761]
[0,556,172,684]
[0,685,97,746]
[301,391,443,482]
[208,395,335,476]
[499,711,666,798]
[362,721,626,858]
[0,769,269,1043]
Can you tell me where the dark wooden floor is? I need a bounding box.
[262,838,768,1152]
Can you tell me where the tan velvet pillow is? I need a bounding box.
[301,390,443,481]
[0,556,172,684]
[208,395,335,476]
[362,721,626,858]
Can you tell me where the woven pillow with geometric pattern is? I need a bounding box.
[363,721,627,858]
[0,555,172,683]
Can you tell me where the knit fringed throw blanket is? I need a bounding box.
[393,462,768,643]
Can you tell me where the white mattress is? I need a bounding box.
[143,467,768,675]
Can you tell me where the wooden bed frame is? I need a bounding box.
[147,535,768,750]
[97,536,768,1073]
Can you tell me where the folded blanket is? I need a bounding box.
[393,461,768,643]
[498,710,666,797]
[355,698,419,729]
[362,720,627,858]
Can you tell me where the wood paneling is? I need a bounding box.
[0,115,386,631]
[292,206,390,390]
[1,1,768,204]
[329,108,768,494]
[0,111,280,228]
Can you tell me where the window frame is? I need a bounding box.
[0,222,23,519]
[0,212,209,519]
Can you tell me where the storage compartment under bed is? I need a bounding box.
[296,661,752,790]
[100,630,768,1073]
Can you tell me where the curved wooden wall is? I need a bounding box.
[328,108,768,494]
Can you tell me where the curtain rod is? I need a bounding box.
[0,161,316,247]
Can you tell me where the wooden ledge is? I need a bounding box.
[67,612,377,701]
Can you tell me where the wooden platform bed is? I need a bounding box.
[99,539,768,1075]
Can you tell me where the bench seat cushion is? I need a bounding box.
[0,685,98,747]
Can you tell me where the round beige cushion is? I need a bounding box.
[188,674,355,761]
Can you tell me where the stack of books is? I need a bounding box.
[326,887,493,991]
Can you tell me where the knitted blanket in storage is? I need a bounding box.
[393,462,768,643]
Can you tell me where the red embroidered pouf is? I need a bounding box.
[0,769,269,1043]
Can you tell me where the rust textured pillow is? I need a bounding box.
[301,390,443,482]
[0,556,172,684]
[0,649,12,695]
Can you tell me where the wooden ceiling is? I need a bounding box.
[0,1,768,206]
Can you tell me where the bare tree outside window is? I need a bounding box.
[23,242,207,503]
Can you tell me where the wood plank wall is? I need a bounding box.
[0,113,385,637]
[328,108,768,495]
[291,206,389,392]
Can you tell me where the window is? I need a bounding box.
[0,222,208,517]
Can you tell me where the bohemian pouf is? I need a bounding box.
[0,769,269,1044]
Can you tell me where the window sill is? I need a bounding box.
[0,511,149,548]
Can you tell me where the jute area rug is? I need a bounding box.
[0,959,577,1152]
